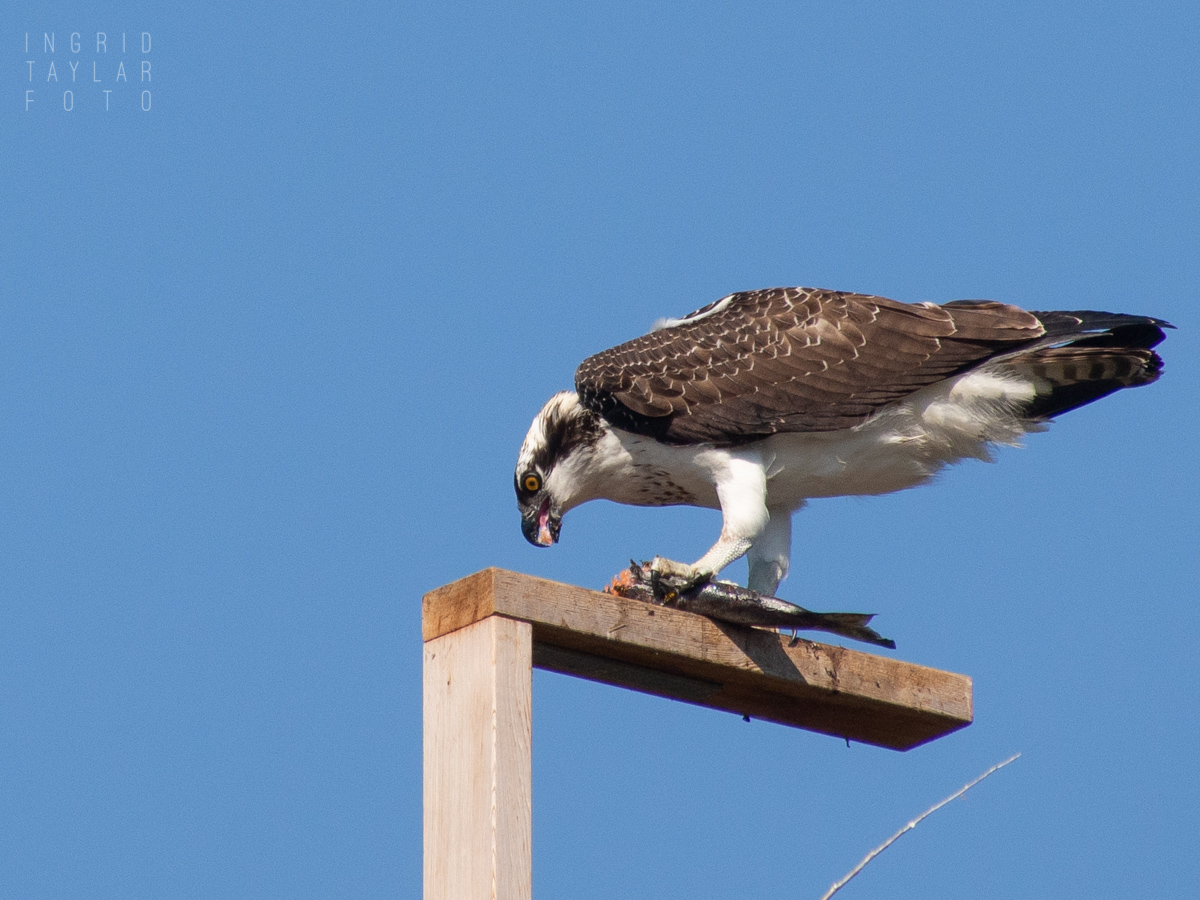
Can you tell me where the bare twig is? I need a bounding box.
[818,752,1020,900]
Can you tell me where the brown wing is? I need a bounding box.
[574,287,1045,445]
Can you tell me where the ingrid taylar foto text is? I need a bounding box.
[24,31,153,112]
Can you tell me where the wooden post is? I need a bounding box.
[423,614,532,900]
[422,568,973,897]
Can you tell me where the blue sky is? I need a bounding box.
[4,2,1198,897]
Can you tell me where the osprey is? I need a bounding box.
[515,287,1169,595]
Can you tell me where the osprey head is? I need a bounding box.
[514,391,604,548]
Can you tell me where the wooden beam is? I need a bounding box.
[423,614,532,900]
[423,568,972,751]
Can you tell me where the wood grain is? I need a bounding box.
[424,569,971,750]
[423,614,532,900]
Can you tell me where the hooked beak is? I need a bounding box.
[521,496,561,547]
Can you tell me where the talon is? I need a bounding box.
[649,567,667,602]
[649,556,712,589]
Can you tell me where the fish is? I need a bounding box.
[605,561,896,649]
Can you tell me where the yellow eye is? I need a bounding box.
[523,474,541,492]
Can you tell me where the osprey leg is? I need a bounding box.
[650,454,771,590]
[746,508,792,596]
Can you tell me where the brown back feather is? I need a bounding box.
[575,287,1046,445]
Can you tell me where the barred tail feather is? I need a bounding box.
[1009,311,1171,419]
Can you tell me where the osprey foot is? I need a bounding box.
[648,556,712,601]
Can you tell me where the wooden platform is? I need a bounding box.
[422,568,972,900]
[424,568,972,751]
